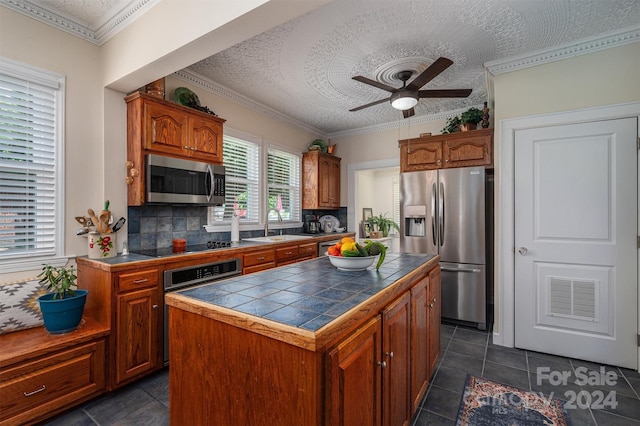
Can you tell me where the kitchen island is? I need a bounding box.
[165,252,440,425]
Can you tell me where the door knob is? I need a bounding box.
[518,247,528,255]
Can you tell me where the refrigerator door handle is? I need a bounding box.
[431,183,437,246]
[439,182,444,246]
[441,267,482,273]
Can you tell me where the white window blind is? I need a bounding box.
[0,58,64,267]
[267,145,300,223]
[211,134,260,223]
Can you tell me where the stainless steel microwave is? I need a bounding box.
[146,154,225,205]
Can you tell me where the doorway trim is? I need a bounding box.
[495,102,640,365]
[347,158,400,236]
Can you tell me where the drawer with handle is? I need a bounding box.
[118,269,158,292]
[0,340,106,423]
[243,249,275,267]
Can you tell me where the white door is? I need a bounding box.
[514,118,638,369]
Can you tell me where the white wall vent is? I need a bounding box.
[548,277,598,321]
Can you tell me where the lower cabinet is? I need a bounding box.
[0,321,108,425]
[326,316,382,426]
[243,249,276,274]
[382,292,412,426]
[115,286,162,385]
[428,267,441,376]
[410,276,430,412]
[114,268,162,386]
[326,266,441,426]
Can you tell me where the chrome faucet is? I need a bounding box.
[264,209,283,236]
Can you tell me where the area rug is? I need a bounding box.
[456,375,569,426]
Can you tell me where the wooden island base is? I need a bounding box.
[167,254,440,426]
[169,309,321,425]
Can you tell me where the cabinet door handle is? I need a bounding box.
[377,361,387,369]
[24,385,46,396]
[432,298,437,303]
[133,278,148,284]
[152,304,159,310]
[256,256,265,261]
[428,303,435,308]
[184,145,190,149]
[385,351,394,359]
[285,251,293,255]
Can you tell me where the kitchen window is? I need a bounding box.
[215,132,261,223]
[208,132,302,228]
[267,144,301,223]
[0,57,66,273]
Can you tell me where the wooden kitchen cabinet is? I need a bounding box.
[243,249,276,275]
[428,266,441,376]
[326,271,440,426]
[0,318,108,425]
[399,128,493,172]
[382,292,412,426]
[302,151,341,209]
[114,268,162,385]
[410,275,430,412]
[326,316,382,426]
[125,92,225,205]
[77,262,163,390]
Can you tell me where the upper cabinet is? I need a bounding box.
[302,151,341,210]
[399,128,493,172]
[125,92,226,205]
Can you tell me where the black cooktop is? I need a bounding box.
[131,241,240,258]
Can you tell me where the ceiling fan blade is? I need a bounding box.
[352,76,397,93]
[418,89,472,98]
[349,97,390,112]
[406,57,454,91]
[403,108,415,119]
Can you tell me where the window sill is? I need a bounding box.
[0,255,72,275]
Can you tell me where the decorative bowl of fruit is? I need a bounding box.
[325,237,387,271]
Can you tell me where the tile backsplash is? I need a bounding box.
[126,206,348,251]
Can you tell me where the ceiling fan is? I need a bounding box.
[349,57,472,118]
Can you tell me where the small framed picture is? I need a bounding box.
[362,208,373,221]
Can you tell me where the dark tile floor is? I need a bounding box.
[45,322,640,425]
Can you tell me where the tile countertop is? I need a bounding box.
[80,232,353,266]
[165,252,438,351]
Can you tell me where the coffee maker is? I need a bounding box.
[304,215,321,234]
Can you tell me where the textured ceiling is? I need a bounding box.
[7,0,640,134]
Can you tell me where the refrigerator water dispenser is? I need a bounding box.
[403,205,426,237]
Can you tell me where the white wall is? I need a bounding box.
[0,7,103,282]
[492,41,640,336]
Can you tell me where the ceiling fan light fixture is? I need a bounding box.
[390,90,418,110]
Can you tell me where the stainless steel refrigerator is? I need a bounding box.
[400,166,490,329]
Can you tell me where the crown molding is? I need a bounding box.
[0,0,159,46]
[326,105,484,139]
[485,25,640,76]
[173,69,327,137]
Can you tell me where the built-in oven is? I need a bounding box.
[162,258,241,363]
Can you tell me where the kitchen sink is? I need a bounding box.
[243,235,311,243]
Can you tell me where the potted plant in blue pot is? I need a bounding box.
[37,264,88,334]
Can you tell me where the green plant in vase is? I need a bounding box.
[460,107,483,131]
[369,213,399,237]
[38,264,78,299]
[37,264,88,333]
[441,116,461,134]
